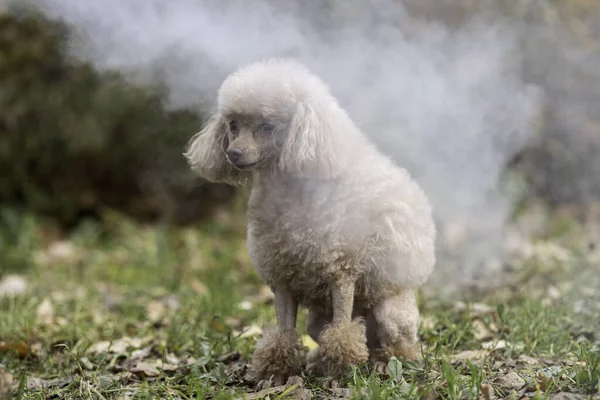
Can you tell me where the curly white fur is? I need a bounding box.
[184,58,436,382]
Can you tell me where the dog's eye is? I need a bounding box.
[229,120,238,131]
[260,123,275,132]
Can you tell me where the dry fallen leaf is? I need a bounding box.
[146,296,180,324]
[88,336,152,355]
[130,360,178,377]
[24,376,74,391]
[480,383,494,400]
[482,340,507,351]
[183,357,197,367]
[536,369,556,391]
[30,342,44,358]
[482,340,525,351]
[246,376,307,400]
[450,350,490,364]
[518,354,541,365]
[165,353,180,365]
[237,324,263,339]
[36,298,55,326]
[0,341,29,358]
[129,345,154,363]
[496,371,526,391]
[147,300,167,324]
[547,393,590,400]
[472,319,494,341]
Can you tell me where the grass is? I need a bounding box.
[0,203,599,399]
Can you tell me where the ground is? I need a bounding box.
[0,201,599,400]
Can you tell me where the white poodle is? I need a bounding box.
[184,58,436,386]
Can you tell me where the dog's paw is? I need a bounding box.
[306,319,368,377]
[247,328,305,383]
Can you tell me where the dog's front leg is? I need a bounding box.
[307,274,369,379]
[274,283,298,330]
[248,283,304,388]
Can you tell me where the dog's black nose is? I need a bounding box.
[227,148,243,162]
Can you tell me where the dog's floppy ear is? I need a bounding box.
[279,103,341,179]
[183,113,248,185]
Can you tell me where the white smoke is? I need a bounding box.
[22,0,545,291]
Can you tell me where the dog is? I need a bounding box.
[184,58,436,386]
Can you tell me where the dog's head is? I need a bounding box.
[184,59,347,184]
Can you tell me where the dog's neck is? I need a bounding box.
[252,167,338,192]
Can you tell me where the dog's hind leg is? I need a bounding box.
[369,288,421,373]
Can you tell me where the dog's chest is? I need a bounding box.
[247,208,339,277]
[246,181,353,285]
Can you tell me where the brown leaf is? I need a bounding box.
[130,360,177,377]
[536,369,556,391]
[0,341,30,358]
[480,383,494,400]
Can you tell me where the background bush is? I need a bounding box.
[0,11,235,228]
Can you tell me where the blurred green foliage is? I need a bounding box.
[0,11,234,227]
